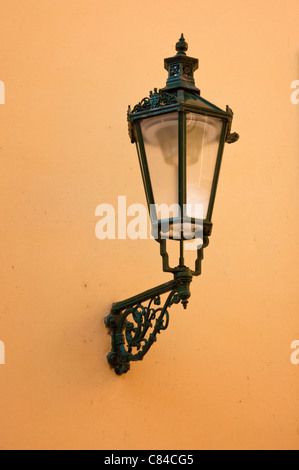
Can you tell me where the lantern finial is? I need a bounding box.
[176,34,188,55]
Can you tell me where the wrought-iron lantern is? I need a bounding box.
[105,35,239,375]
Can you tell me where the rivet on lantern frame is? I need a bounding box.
[105,34,239,375]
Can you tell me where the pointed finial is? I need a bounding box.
[176,34,188,55]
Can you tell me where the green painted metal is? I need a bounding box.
[178,111,186,267]
[105,267,193,375]
[178,111,187,211]
[206,121,228,222]
[135,122,155,208]
[105,35,239,375]
[163,34,199,93]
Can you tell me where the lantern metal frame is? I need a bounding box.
[105,35,239,375]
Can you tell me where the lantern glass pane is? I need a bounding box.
[140,112,179,217]
[186,113,223,219]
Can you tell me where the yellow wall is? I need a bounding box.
[0,0,298,450]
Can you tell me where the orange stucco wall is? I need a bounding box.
[0,0,298,450]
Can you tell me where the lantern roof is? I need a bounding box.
[128,35,228,120]
[127,35,239,145]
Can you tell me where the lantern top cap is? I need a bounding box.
[163,34,200,93]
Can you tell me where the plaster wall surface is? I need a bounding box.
[0,0,298,450]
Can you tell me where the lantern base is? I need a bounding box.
[152,217,203,241]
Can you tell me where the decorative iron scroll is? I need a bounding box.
[105,287,180,375]
[169,63,193,79]
[129,88,179,115]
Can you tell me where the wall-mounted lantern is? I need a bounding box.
[105,35,239,375]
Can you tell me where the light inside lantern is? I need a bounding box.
[140,112,223,239]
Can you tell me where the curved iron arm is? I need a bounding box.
[105,269,192,375]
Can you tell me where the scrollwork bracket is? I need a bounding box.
[105,269,192,375]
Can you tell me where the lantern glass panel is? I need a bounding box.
[140,112,179,216]
[186,113,223,219]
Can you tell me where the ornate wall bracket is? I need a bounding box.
[105,269,192,375]
[105,35,239,376]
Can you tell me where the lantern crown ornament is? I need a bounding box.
[163,33,199,92]
[105,35,239,375]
